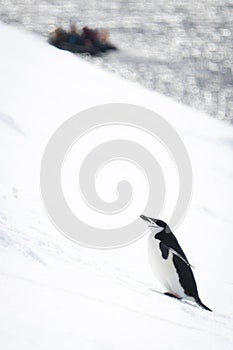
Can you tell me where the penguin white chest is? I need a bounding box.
[148,231,186,297]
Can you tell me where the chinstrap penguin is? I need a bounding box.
[140,215,212,311]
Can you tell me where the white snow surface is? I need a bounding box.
[0,22,233,349]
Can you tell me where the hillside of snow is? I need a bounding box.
[0,22,233,349]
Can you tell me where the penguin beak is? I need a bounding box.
[140,215,157,227]
[140,215,150,222]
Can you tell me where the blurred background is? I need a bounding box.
[0,0,232,122]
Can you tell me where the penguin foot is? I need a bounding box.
[164,292,182,300]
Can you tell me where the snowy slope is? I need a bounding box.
[0,22,233,349]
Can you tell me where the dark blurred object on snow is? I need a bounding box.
[48,24,117,56]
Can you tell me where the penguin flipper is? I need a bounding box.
[169,247,195,268]
[160,233,193,268]
[161,242,194,268]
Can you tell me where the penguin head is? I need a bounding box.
[140,215,171,238]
